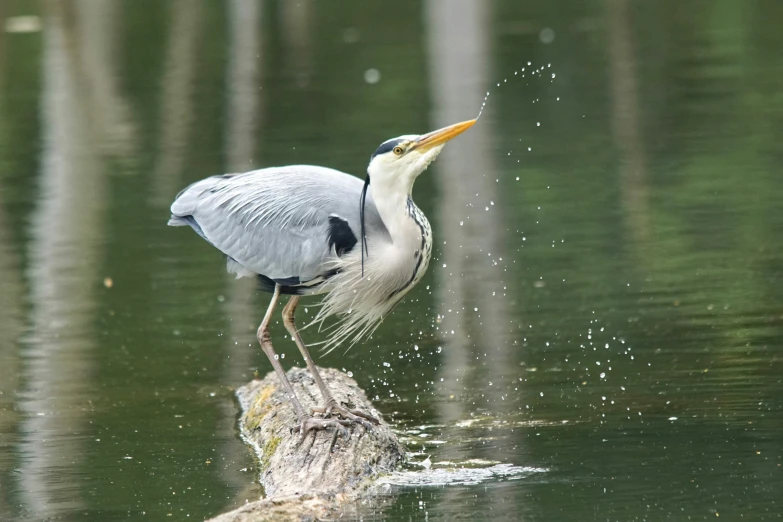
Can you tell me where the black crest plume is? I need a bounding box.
[359,175,370,276]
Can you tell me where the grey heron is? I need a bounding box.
[169,118,476,437]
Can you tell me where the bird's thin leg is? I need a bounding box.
[257,285,309,420]
[264,287,351,441]
[283,296,379,428]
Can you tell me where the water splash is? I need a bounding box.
[375,463,548,488]
[477,90,491,120]
[475,61,557,121]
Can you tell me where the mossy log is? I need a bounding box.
[208,367,406,522]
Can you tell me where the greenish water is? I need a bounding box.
[1,1,782,520]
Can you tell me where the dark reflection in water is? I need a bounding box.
[1,0,781,520]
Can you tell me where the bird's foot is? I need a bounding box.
[292,415,352,445]
[311,400,380,430]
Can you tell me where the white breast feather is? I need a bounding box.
[309,221,430,354]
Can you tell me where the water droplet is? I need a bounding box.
[363,68,381,84]
[539,27,555,44]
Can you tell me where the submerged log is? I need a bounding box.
[209,367,406,522]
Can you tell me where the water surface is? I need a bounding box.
[1,1,781,520]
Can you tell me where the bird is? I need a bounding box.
[168,118,475,438]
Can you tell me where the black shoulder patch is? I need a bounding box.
[370,138,405,160]
[327,215,358,256]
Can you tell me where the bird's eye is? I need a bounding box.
[393,146,404,156]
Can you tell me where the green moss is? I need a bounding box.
[259,436,282,471]
[244,385,276,431]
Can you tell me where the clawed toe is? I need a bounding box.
[288,402,380,446]
[311,402,380,430]
[292,416,352,444]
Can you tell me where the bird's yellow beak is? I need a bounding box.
[410,119,476,153]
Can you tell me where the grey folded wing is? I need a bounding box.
[168,165,386,283]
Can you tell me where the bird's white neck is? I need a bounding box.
[366,179,433,307]
[369,182,419,248]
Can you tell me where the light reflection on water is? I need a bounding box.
[1,1,782,520]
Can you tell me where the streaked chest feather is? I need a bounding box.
[387,198,432,299]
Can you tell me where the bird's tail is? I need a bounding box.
[167,216,190,227]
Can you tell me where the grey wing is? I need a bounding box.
[168,165,388,284]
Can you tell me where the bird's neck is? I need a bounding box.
[368,182,433,297]
[370,184,421,249]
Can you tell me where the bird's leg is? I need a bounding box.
[283,296,380,429]
[257,286,310,421]
[262,288,350,442]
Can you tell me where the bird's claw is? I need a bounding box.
[311,401,380,430]
[289,402,379,446]
[291,416,352,445]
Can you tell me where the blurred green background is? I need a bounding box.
[0,0,781,520]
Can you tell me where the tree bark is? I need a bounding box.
[209,367,406,522]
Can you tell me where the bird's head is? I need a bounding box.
[367,119,476,194]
